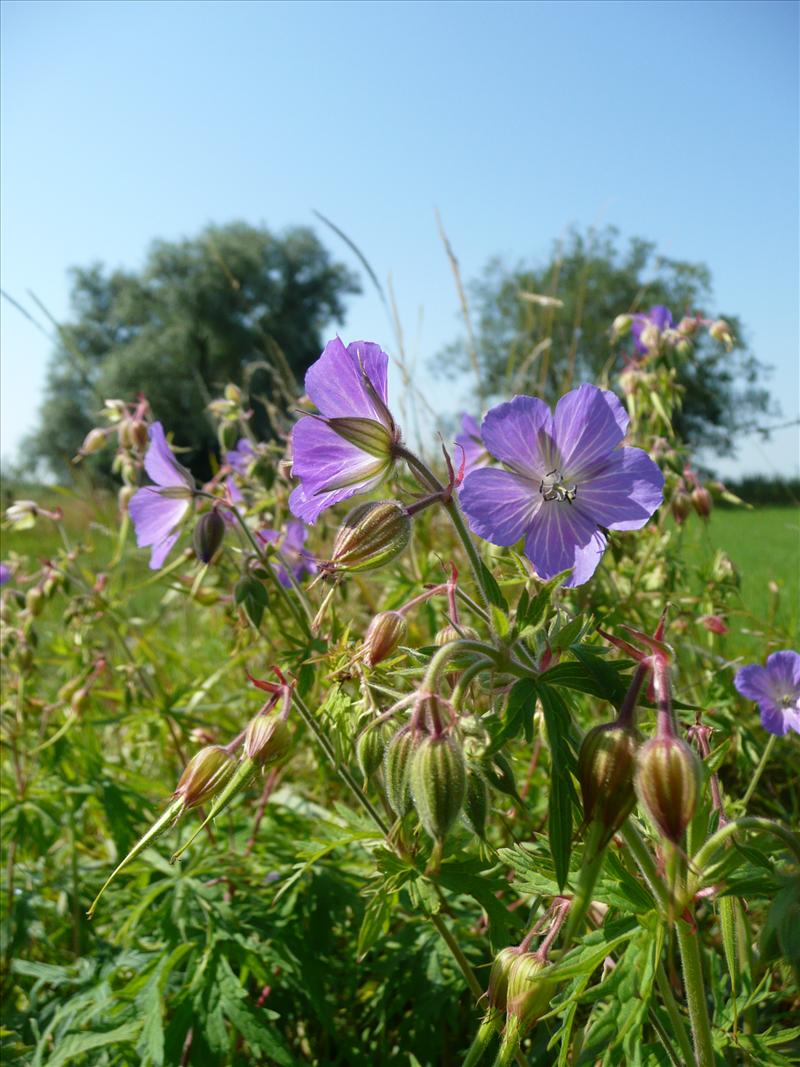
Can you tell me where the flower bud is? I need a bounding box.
[363,610,407,666]
[5,501,38,530]
[487,945,523,1014]
[670,490,691,525]
[130,420,149,451]
[174,745,236,809]
[78,428,107,457]
[578,723,640,844]
[639,323,661,354]
[410,733,467,845]
[355,724,388,780]
[244,714,292,765]
[434,623,479,646]
[691,486,713,519]
[329,501,411,574]
[118,419,135,449]
[505,953,553,1033]
[25,587,44,616]
[677,316,699,337]
[709,318,734,349]
[699,614,727,635]
[635,736,701,843]
[218,421,240,452]
[610,314,633,341]
[224,383,242,403]
[384,725,423,817]
[193,508,225,564]
[463,768,490,839]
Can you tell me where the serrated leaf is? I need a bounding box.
[357,890,393,960]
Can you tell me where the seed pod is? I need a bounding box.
[356,724,388,780]
[463,768,490,838]
[363,610,407,666]
[434,623,479,646]
[329,501,411,574]
[578,722,640,843]
[174,745,237,810]
[505,953,553,1033]
[635,736,702,843]
[193,508,225,564]
[384,725,422,816]
[410,733,467,845]
[131,420,149,451]
[244,714,292,766]
[691,486,713,519]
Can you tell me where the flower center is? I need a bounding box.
[539,468,577,504]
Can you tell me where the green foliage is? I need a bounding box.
[436,226,773,456]
[27,222,360,480]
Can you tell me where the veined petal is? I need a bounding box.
[149,531,181,571]
[523,501,606,587]
[460,467,541,546]
[480,395,556,477]
[304,338,390,424]
[734,664,773,705]
[554,385,628,479]
[576,447,664,530]
[144,422,194,489]
[765,651,800,704]
[289,470,387,523]
[129,487,189,549]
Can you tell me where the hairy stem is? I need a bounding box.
[675,917,715,1067]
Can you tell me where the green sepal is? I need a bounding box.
[170,756,259,863]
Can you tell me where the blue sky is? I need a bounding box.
[2,0,798,479]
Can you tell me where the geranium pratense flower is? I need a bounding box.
[734,651,800,736]
[455,413,490,476]
[632,305,673,356]
[460,385,664,587]
[258,521,317,587]
[289,338,400,523]
[129,423,194,569]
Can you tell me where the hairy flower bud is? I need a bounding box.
[578,723,640,845]
[78,428,108,457]
[363,610,407,666]
[384,725,423,817]
[635,736,702,843]
[193,508,225,564]
[328,501,411,574]
[487,945,523,1014]
[355,723,388,780]
[691,486,713,519]
[677,316,699,337]
[174,745,236,810]
[505,953,553,1033]
[434,623,479,646]
[610,313,633,341]
[244,714,292,765]
[671,490,692,525]
[463,768,490,839]
[410,733,467,846]
[709,318,734,350]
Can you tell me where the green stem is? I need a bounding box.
[690,816,800,891]
[741,734,776,809]
[463,1016,499,1067]
[620,821,672,914]
[423,639,502,693]
[675,917,715,1067]
[655,963,697,1067]
[562,822,606,947]
[452,657,495,710]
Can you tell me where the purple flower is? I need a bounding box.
[631,305,674,356]
[227,438,255,475]
[459,385,664,587]
[129,423,194,569]
[258,520,316,587]
[455,413,490,476]
[0,563,11,586]
[734,651,800,736]
[289,338,400,523]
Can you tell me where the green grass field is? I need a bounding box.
[679,505,799,649]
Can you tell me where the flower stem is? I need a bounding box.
[675,917,715,1067]
[690,815,800,882]
[655,963,697,1067]
[741,734,777,809]
[562,822,606,946]
[619,821,672,914]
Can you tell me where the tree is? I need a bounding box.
[28,221,360,480]
[437,227,772,456]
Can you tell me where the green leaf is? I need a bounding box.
[517,570,570,632]
[478,557,507,612]
[40,1022,141,1067]
[356,890,394,960]
[547,917,639,980]
[234,576,268,629]
[538,685,578,890]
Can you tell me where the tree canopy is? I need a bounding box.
[28,221,360,480]
[437,227,772,457]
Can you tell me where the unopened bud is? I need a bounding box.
[244,714,292,765]
[130,420,149,451]
[384,725,424,817]
[78,428,107,457]
[355,723,388,780]
[578,723,640,844]
[691,486,713,519]
[699,614,727,635]
[677,316,699,337]
[25,587,44,616]
[224,383,242,403]
[174,745,236,809]
[5,501,39,529]
[218,421,240,452]
[639,323,661,353]
[193,508,225,564]
[434,623,479,646]
[487,945,523,1014]
[709,318,734,350]
[610,314,632,341]
[409,733,467,846]
[463,768,490,838]
[635,736,701,843]
[328,501,411,574]
[363,610,407,666]
[505,953,553,1033]
[118,419,135,449]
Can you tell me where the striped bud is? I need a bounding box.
[691,486,713,519]
[434,623,479,646]
[356,724,388,780]
[363,610,407,666]
[329,501,411,574]
[505,953,553,1033]
[174,745,236,810]
[463,768,490,839]
[78,428,107,456]
[709,318,734,349]
[635,736,701,843]
[193,508,225,564]
[578,723,640,843]
[384,725,423,817]
[671,490,692,525]
[487,945,523,1014]
[410,733,466,846]
[244,714,292,765]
